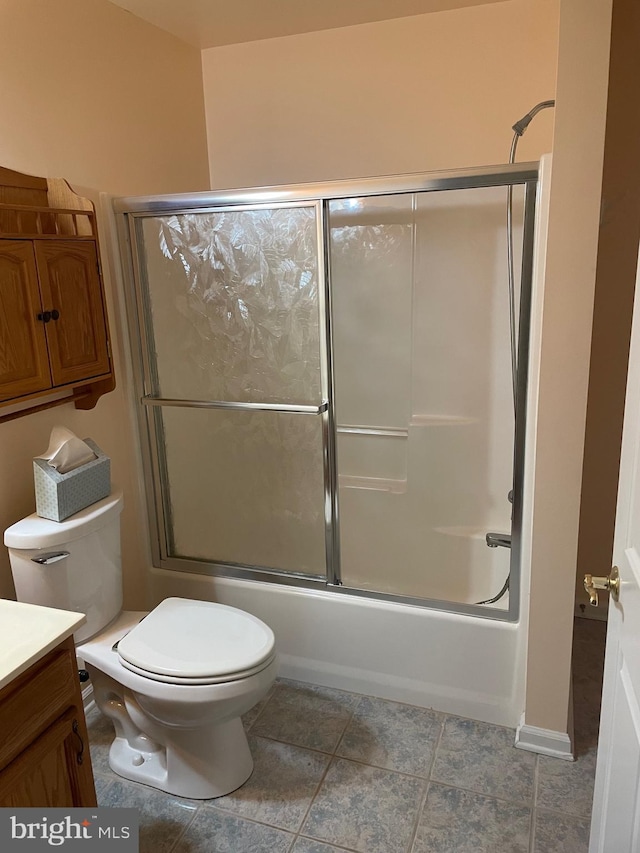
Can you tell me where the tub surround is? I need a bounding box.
[0,598,85,689]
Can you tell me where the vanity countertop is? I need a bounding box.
[0,599,84,690]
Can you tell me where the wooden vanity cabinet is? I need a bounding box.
[0,635,97,807]
[0,166,115,418]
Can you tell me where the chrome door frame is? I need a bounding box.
[115,161,539,621]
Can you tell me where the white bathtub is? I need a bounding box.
[150,567,524,728]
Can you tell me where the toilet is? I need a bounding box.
[4,491,277,799]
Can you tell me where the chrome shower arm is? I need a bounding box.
[512,100,556,137]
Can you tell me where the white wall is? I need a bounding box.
[201,0,559,188]
[0,0,210,606]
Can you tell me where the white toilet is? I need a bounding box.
[4,491,277,799]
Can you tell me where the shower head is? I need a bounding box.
[511,100,555,137]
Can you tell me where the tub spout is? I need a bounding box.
[486,532,511,549]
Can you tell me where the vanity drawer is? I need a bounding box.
[0,646,76,770]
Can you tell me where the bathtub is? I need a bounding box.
[150,567,525,727]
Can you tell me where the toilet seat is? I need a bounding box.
[116,597,276,685]
[117,652,277,685]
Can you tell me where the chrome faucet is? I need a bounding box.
[486,532,511,549]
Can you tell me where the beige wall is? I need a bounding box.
[524,0,613,733]
[0,0,210,605]
[201,0,559,188]
[1,0,601,742]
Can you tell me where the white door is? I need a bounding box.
[589,250,640,851]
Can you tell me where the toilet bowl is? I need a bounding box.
[80,603,277,798]
[4,492,277,799]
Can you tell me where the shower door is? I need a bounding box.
[328,185,530,612]
[128,202,333,580]
[117,162,538,620]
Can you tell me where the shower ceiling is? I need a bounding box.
[108,0,506,48]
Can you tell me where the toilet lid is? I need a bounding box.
[116,598,275,681]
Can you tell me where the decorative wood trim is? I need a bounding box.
[46,177,93,213]
[0,202,96,239]
[0,166,48,192]
[73,375,116,410]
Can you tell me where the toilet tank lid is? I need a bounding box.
[4,491,123,550]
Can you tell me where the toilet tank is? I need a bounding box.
[4,491,124,643]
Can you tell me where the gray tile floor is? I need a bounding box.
[87,617,605,853]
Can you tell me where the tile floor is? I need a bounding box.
[87,617,605,853]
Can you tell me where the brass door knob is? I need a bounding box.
[583,566,620,607]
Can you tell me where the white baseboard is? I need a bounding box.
[514,717,574,760]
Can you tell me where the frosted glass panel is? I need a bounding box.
[140,204,322,404]
[329,196,413,428]
[331,187,525,607]
[159,407,326,575]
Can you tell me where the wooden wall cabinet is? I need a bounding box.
[0,636,97,807]
[0,167,115,420]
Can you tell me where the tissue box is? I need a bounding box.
[33,438,110,522]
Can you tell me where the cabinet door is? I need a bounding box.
[0,239,52,400]
[0,709,96,807]
[34,240,110,386]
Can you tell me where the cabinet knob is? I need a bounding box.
[51,309,60,321]
[37,310,52,323]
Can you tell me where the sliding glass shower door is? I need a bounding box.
[118,162,538,620]
[133,203,331,578]
[328,186,527,608]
